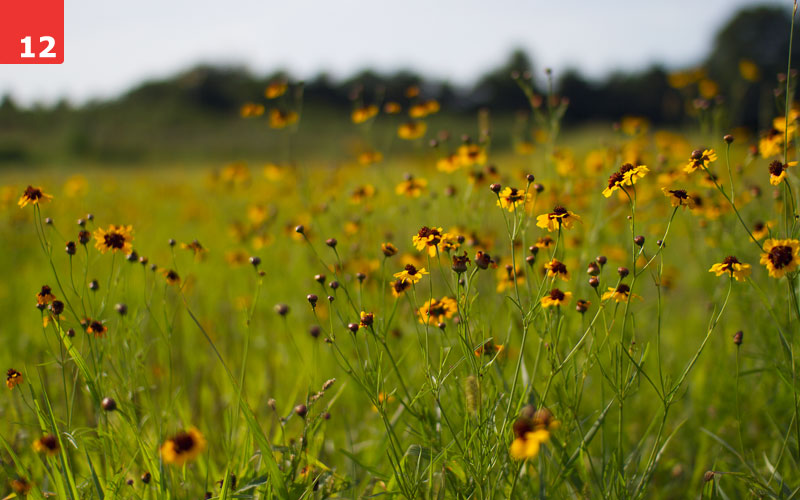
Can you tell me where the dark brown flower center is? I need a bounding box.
[669,189,688,199]
[104,232,126,249]
[769,160,785,176]
[404,264,418,275]
[616,284,631,294]
[608,172,624,189]
[172,433,196,453]
[24,186,43,200]
[41,435,58,450]
[721,256,740,271]
[769,245,794,269]
[549,289,565,301]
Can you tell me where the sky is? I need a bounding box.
[0,0,786,105]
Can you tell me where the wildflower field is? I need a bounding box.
[6,16,800,500]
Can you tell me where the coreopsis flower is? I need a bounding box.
[269,109,298,129]
[36,285,56,307]
[497,187,530,212]
[412,226,443,256]
[358,150,383,165]
[440,232,461,253]
[359,311,375,328]
[393,264,428,284]
[458,143,486,167]
[752,221,775,240]
[161,428,206,465]
[381,242,398,257]
[601,284,641,303]
[475,251,495,269]
[739,59,761,81]
[6,369,22,389]
[759,128,783,158]
[536,206,582,232]
[85,319,108,338]
[33,435,60,456]
[760,238,800,278]
[351,104,378,124]
[181,240,208,260]
[709,256,751,281]
[437,154,461,173]
[94,225,134,254]
[768,160,797,185]
[684,149,717,174]
[18,186,52,208]
[240,103,265,118]
[409,102,431,119]
[661,187,697,209]
[602,163,649,197]
[397,121,427,140]
[496,266,524,293]
[395,176,427,197]
[390,279,411,298]
[10,478,31,495]
[451,252,470,273]
[265,81,288,99]
[510,407,559,460]
[163,269,181,286]
[544,259,570,281]
[417,297,457,324]
[474,340,504,357]
[383,101,402,114]
[540,288,572,308]
[621,163,649,185]
[535,236,555,249]
[350,184,376,204]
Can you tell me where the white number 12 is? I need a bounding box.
[20,36,57,58]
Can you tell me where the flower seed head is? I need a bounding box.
[101,397,117,411]
[275,303,290,316]
[617,267,629,278]
[733,330,743,346]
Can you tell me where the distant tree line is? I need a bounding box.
[0,5,796,164]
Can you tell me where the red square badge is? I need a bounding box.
[0,0,64,64]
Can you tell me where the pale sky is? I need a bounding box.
[1,0,785,105]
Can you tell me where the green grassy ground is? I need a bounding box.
[0,114,796,499]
